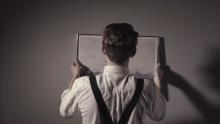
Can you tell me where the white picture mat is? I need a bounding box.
[76,34,159,79]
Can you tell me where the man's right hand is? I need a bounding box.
[71,60,92,79]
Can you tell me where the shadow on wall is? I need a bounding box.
[161,46,220,124]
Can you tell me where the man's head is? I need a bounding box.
[102,23,139,65]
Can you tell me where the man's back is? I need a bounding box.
[60,65,166,124]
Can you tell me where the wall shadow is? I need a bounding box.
[161,46,220,124]
[200,47,220,92]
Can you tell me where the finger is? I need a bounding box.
[72,60,80,69]
[72,62,76,66]
[158,63,161,67]
[75,59,81,64]
[70,63,74,68]
[156,63,160,69]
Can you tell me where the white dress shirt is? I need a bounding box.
[60,65,166,124]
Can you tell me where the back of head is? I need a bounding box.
[102,23,139,64]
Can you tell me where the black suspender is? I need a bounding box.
[89,75,113,124]
[118,78,143,124]
[88,75,144,124]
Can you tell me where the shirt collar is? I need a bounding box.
[103,65,130,75]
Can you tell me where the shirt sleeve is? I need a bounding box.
[140,80,166,121]
[59,78,81,118]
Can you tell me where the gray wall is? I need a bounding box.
[2,0,220,124]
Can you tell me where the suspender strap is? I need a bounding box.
[89,75,113,124]
[118,78,144,124]
[89,75,144,124]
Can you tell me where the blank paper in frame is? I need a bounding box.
[76,34,160,79]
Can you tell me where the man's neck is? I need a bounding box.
[106,59,129,67]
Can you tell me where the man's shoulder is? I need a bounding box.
[74,74,102,89]
[133,77,154,90]
[75,76,89,82]
[73,76,90,91]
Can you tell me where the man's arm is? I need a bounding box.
[147,82,166,121]
[144,63,166,121]
[60,60,92,118]
[60,84,78,118]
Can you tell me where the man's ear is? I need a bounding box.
[130,48,136,57]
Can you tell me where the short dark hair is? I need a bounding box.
[102,23,139,64]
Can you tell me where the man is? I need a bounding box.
[60,23,166,124]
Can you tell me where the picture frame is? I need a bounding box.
[74,33,162,79]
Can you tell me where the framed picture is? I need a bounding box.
[74,33,162,79]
